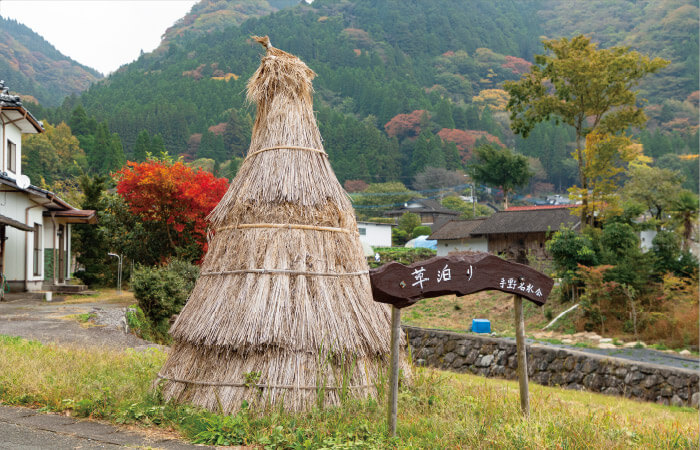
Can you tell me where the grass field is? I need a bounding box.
[401,290,559,336]
[0,334,696,448]
[63,288,134,305]
[401,289,699,354]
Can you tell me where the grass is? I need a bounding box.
[0,334,696,448]
[63,288,134,305]
[402,291,699,351]
[62,313,97,327]
[401,291,560,336]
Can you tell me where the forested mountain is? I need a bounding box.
[0,16,101,106]
[159,0,300,44]
[21,0,699,190]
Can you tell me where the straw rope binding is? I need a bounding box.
[156,374,372,390]
[246,145,328,161]
[200,269,369,277]
[216,223,358,235]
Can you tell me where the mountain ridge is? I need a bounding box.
[0,16,101,106]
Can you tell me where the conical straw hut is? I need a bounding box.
[157,36,400,413]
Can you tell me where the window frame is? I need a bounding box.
[7,139,16,173]
[33,223,42,276]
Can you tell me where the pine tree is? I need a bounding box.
[198,130,226,162]
[89,122,111,173]
[224,110,252,158]
[151,134,166,155]
[434,98,455,129]
[74,174,109,286]
[444,140,462,170]
[68,105,92,136]
[133,130,151,162]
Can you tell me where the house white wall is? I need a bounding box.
[1,191,44,290]
[2,123,22,178]
[435,237,488,256]
[358,222,392,248]
[639,229,657,253]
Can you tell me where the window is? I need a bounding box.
[359,227,366,236]
[7,140,16,173]
[33,223,42,276]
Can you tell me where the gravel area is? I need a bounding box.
[0,297,162,351]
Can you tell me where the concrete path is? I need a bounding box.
[0,297,159,351]
[496,336,700,371]
[0,405,210,449]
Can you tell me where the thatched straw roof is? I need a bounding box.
[472,207,579,235]
[428,218,486,240]
[157,36,400,413]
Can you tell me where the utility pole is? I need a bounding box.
[107,253,123,295]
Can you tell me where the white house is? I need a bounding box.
[0,81,96,293]
[428,218,488,256]
[357,221,393,248]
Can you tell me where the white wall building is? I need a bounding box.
[1,81,96,292]
[357,221,393,248]
[428,219,488,256]
[639,229,658,253]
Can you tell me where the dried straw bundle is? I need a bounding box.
[157,36,402,413]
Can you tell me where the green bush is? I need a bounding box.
[131,260,199,341]
[412,225,433,237]
[369,247,436,268]
[398,212,421,234]
[391,228,409,246]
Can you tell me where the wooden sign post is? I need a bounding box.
[513,294,530,418]
[370,253,552,433]
[387,305,401,436]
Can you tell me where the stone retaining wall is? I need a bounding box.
[404,326,700,407]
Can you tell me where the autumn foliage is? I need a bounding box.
[437,128,504,161]
[501,55,533,75]
[384,110,429,139]
[115,160,228,260]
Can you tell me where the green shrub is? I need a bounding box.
[391,228,409,246]
[398,212,421,234]
[369,247,436,268]
[131,260,199,342]
[412,225,433,237]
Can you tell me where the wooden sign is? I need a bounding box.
[370,252,553,309]
[371,252,554,430]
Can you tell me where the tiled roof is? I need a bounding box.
[0,80,22,107]
[505,204,576,211]
[0,80,43,133]
[429,219,485,240]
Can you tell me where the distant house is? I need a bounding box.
[357,221,393,248]
[430,205,580,264]
[0,81,96,292]
[385,198,460,230]
[429,218,487,256]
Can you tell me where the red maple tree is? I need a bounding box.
[438,128,505,162]
[501,55,533,75]
[384,110,429,139]
[115,160,228,260]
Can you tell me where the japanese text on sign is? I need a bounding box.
[499,277,542,297]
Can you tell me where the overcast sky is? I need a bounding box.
[1,0,199,75]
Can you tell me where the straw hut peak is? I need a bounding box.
[157,37,399,413]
